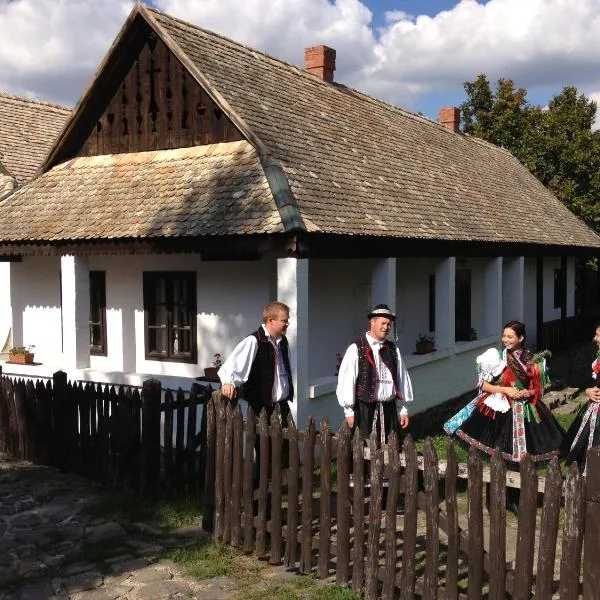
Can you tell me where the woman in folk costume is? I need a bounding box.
[444,320,563,464]
[561,323,600,473]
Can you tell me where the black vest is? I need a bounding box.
[244,326,294,415]
[355,335,402,404]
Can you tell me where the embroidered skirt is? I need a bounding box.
[561,401,600,473]
[443,394,562,464]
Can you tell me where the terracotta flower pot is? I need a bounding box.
[9,352,34,365]
[415,341,435,355]
[204,367,219,379]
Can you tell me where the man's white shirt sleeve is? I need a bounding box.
[396,348,413,415]
[336,344,359,417]
[218,335,258,387]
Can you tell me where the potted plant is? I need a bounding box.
[8,345,35,365]
[415,333,435,355]
[204,353,222,379]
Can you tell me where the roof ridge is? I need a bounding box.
[0,91,71,113]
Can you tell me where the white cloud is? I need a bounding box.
[2,0,600,114]
[0,0,133,105]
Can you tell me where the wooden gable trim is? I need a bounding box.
[40,3,269,171]
[78,34,244,156]
[141,5,269,157]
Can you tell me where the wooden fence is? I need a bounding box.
[0,366,213,497]
[205,393,600,599]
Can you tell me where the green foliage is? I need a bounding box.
[460,75,600,231]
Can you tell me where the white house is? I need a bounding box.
[0,4,598,430]
[0,92,70,352]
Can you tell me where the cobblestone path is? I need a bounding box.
[0,454,240,600]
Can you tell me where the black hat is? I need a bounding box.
[367,303,396,321]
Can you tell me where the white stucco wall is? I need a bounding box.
[10,256,62,364]
[0,263,10,351]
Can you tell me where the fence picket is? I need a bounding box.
[223,401,234,543]
[423,438,440,599]
[186,386,199,493]
[270,409,283,564]
[352,428,365,594]
[400,435,418,600]
[584,448,600,597]
[535,458,561,599]
[318,419,332,578]
[335,421,351,585]
[488,450,506,600]
[243,407,256,552]
[256,409,270,557]
[365,435,383,600]
[213,395,226,540]
[467,446,484,600]
[230,404,244,548]
[284,416,300,568]
[164,389,174,496]
[300,417,316,574]
[382,432,401,600]
[559,462,584,600]
[513,455,537,600]
[175,387,186,489]
[444,442,459,600]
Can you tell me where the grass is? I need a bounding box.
[83,492,202,531]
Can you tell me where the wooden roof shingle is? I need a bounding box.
[0,92,70,185]
[0,141,280,242]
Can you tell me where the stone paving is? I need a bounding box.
[0,454,238,600]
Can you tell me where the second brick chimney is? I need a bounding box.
[304,45,336,83]
[439,107,461,133]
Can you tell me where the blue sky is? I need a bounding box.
[1,0,600,124]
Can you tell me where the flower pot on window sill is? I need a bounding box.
[9,352,34,365]
[204,367,219,380]
[415,341,435,355]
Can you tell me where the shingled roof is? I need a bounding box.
[2,4,599,252]
[145,7,600,249]
[0,141,280,242]
[0,92,70,185]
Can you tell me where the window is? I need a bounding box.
[90,271,107,355]
[455,268,472,341]
[143,272,196,362]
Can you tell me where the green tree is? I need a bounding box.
[460,76,600,231]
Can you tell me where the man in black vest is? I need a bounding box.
[336,303,413,443]
[218,301,294,422]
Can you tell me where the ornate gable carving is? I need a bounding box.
[79,32,243,156]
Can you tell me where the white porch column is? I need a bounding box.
[435,257,455,349]
[277,257,309,428]
[485,257,503,337]
[61,255,90,370]
[371,258,396,313]
[502,256,524,323]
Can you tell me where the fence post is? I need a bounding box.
[141,378,162,498]
[53,370,69,471]
[584,447,600,596]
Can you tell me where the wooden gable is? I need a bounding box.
[78,31,243,157]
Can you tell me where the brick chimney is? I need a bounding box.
[304,45,336,83]
[439,106,461,133]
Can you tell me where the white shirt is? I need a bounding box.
[336,333,414,418]
[218,325,290,403]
